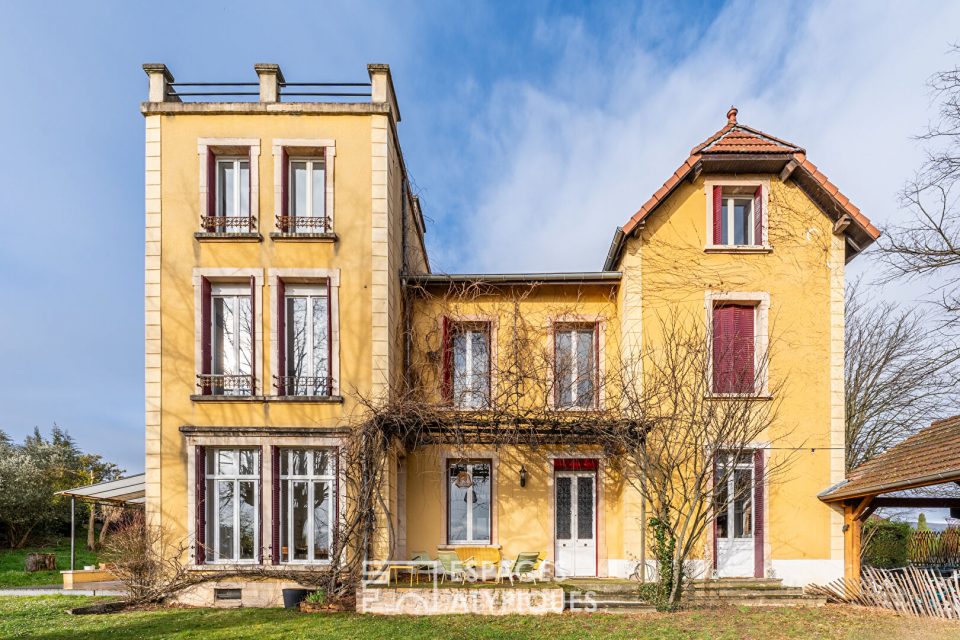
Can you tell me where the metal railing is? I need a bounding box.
[167,81,372,102]
[276,215,332,234]
[197,374,256,396]
[201,215,257,234]
[274,375,334,397]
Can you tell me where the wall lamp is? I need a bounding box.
[520,465,527,488]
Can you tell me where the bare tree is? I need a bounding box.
[845,283,960,470]
[880,46,960,316]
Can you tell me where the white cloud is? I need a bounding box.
[439,0,960,276]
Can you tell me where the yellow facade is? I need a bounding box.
[144,64,873,602]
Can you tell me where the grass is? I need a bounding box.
[3,597,960,640]
[0,542,98,588]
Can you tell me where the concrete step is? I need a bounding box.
[692,587,806,598]
[692,592,827,607]
[690,578,784,591]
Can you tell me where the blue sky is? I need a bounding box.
[1,0,958,472]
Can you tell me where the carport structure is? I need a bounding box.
[56,473,145,570]
[820,416,960,581]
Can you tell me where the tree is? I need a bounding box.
[77,454,123,551]
[880,46,960,319]
[845,283,960,470]
[917,512,930,531]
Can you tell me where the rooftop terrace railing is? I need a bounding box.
[165,81,372,102]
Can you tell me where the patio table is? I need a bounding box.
[389,564,418,586]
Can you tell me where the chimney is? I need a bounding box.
[143,64,177,103]
[368,64,401,123]
[726,106,738,125]
[255,64,285,103]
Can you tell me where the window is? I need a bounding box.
[286,157,328,233]
[711,304,756,394]
[447,461,491,544]
[214,157,251,233]
[446,322,490,409]
[277,283,331,396]
[205,448,259,562]
[279,449,336,563]
[554,324,597,408]
[205,283,254,396]
[711,185,763,246]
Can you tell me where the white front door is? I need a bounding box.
[715,452,756,577]
[554,471,597,577]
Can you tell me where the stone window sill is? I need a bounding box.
[190,394,344,404]
[705,393,773,401]
[194,232,263,242]
[703,245,772,254]
[269,232,338,242]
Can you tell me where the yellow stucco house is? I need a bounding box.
[142,62,878,606]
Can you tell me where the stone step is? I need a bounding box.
[691,587,806,598]
[691,578,784,590]
[692,593,827,607]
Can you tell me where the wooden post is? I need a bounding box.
[70,496,76,571]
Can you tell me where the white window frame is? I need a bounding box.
[705,291,770,398]
[288,157,326,219]
[279,448,337,564]
[553,324,599,409]
[197,138,260,229]
[283,283,331,395]
[715,451,755,541]
[447,460,493,545]
[720,195,754,246]
[216,157,251,217]
[210,283,253,391]
[704,178,770,250]
[207,448,260,564]
[451,323,491,410]
[272,139,336,233]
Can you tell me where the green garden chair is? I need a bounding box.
[411,551,434,580]
[437,550,467,584]
[497,551,542,585]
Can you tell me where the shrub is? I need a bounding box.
[305,589,327,605]
[863,519,911,569]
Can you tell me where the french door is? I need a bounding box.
[554,471,597,577]
[714,451,763,577]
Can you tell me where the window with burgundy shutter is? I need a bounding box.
[278,282,332,397]
[278,147,330,234]
[712,304,756,394]
[199,283,254,396]
[712,185,764,246]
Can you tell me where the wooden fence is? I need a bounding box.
[808,566,960,619]
[908,530,960,568]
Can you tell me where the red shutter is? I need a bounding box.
[248,147,254,230]
[326,277,333,396]
[324,146,333,232]
[441,317,452,402]
[753,185,763,246]
[206,149,217,230]
[712,306,731,393]
[258,446,263,564]
[195,445,206,564]
[271,446,281,565]
[753,449,765,577]
[712,185,723,245]
[734,306,755,393]
[280,148,289,231]
[200,277,212,394]
[276,279,286,395]
[250,275,257,395]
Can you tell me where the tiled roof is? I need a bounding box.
[820,415,960,503]
[620,107,880,240]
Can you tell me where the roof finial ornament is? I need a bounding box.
[727,106,738,125]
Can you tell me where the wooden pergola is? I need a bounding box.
[820,415,960,581]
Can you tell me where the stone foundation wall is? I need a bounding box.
[357,587,565,615]
[175,578,308,608]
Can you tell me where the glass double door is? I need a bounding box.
[554,472,597,577]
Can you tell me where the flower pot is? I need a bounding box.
[282,588,312,609]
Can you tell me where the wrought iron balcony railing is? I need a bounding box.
[200,215,257,234]
[276,215,332,234]
[197,374,256,396]
[274,375,334,397]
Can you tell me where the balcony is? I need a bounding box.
[274,375,335,399]
[271,215,336,241]
[196,374,256,398]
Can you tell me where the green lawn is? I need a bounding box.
[0,543,98,588]
[3,597,960,640]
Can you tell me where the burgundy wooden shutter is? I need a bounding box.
[753,448,765,577]
[441,317,452,402]
[326,277,333,396]
[753,185,763,246]
[206,149,217,230]
[249,275,257,395]
[195,445,206,564]
[712,185,723,245]
[712,306,731,393]
[280,147,289,231]
[247,147,254,231]
[276,278,286,395]
[200,277,212,394]
[271,446,281,565]
[734,306,755,393]
[258,446,264,564]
